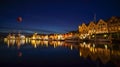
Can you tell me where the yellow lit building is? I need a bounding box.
[107,16,120,33]
[49,34,54,40]
[58,34,64,40]
[79,23,89,39]
[31,32,41,39]
[96,19,108,34]
[78,17,120,39]
[88,21,96,35]
[7,33,15,39]
[44,35,48,40]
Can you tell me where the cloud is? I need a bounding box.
[0,26,59,34]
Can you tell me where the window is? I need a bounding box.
[115,27,117,30]
[109,28,111,31]
[119,27,120,30]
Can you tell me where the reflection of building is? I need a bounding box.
[4,38,25,48]
[8,40,15,46]
[3,38,120,65]
[29,40,78,49]
[49,41,64,47]
[79,42,120,64]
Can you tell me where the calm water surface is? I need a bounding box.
[0,39,120,67]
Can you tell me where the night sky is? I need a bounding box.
[0,0,120,34]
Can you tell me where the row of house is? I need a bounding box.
[31,32,74,40]
[6,16,120,41]
[78,16,120,39]
[6,32,75,41]
[7,33,25,40]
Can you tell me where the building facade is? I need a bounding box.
[79,23,89,39]
[107,16,120,33]
[88,21,96,35]
[96,19,108,34]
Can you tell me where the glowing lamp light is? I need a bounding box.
[105,45,107,49]
[92,35,95,38]
[93,44,95,48]
[70,45,73,50]
[104,34,107,37]
[80,52,82,57]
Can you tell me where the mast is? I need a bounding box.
[94,13,96,23]
[94,13,97,41]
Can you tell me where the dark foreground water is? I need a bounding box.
[0,39,120,67]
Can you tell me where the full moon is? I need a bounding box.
[17,17,22,22]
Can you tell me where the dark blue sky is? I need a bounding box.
[0,0,120,34]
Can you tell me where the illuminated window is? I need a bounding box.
[92,35,95,37]
[115,27,117,30]
[119,27,120,30]
[109,28,111,31]
[104,34,107,37]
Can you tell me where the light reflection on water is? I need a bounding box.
[1,38,120,66]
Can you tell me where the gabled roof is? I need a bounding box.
[106,16,120,23]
